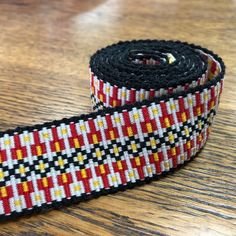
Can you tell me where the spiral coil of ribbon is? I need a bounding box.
[0,40,225,220]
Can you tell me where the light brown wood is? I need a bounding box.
[0,0,235,235]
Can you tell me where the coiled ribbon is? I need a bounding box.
[0,40,225,220]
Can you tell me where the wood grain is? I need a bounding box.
[0,0,235,235]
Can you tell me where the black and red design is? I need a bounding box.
[0,40,225,220]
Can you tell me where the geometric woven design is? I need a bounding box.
[0,40,225,220]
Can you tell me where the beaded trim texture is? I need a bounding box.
[0,40,225,221]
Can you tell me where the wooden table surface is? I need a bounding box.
[0,0,235,235]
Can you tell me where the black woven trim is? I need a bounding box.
[90,40,208,90]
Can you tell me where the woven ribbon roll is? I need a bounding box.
[0,40,225,220]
